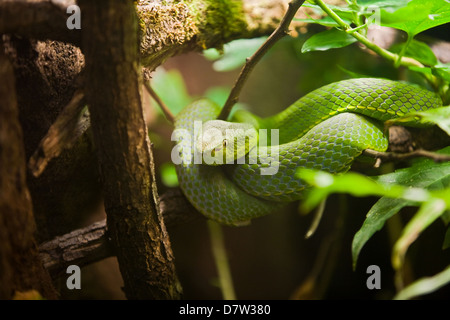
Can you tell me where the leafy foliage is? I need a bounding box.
[300,0,450,86]
[203,37,267,72]
[298,147,450,298]
[394,265,450,300]
[295,0,450,299]
[390,39,438,67]
[301,28,357,53]
[151,0,450,299]
[386,106,450,136]
[379,0,450,38]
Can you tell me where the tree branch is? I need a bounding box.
[28,88,87,178]
[0,0,309,71]
[363,148,450,167]
[218,0,306,120]
[0,0,81,47]
[144,80,175,124]
[39,189,202,278]
[0,46,58,299]
[79,0,181,299]
[39,220,111,278]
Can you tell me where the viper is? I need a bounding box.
[172,78,442,225]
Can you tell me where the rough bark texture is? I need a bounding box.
[0,0,301,242]
[3,36,93,243]
[0,0,299,300]
[39,220,112,278]
[0,0,303,71]
[0,48,58,300]
[28,89,87,178]
[39,188,201,278]
[79,0,181,299]
[0,0,81,46]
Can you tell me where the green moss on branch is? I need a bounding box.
[192,0,248,50]
[137,0,289,70]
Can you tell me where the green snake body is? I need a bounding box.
[173,78,442,225]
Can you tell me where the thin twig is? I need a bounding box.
[28,89,88,177]
[363,148,450,166]
[144,81,175,124]
[207,220,236,300]
[218,0,306,120]
[305,198,326,239]
[313,0,421,68]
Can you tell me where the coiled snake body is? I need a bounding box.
[173,78,442,225]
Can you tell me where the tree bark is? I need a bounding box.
[39,188,201,278]
[0,48,58,300]
[0,0,299,71]
[1,0,300,243]
[0,0,317,300]
[0,0,298,300]
[79,0,181,299]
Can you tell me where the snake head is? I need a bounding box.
[196,120,258,165]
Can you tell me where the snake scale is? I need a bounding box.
[172,78,442,226]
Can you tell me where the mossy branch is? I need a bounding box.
[0,0,310,71]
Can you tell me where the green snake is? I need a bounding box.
[172,78,442,226]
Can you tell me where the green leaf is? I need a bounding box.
[443,226,450,250]
[392,198,447,269]
[408,64,450,83]
[203,86,231,106]
[432,63,450,83]
[352,198,412,269]
[352,150,450,266]
[299,148,450,270]
[203,37,267,72]
[297,169,406,212]
[160,162,179,187]
[442,210,450,225]
[301,28,358,53]
[380,0,450,37]
[394,265,450,300]
[299,147,450,268]
[294,16,344,27]
[303,2,356,22]
[337,65,375,78]
[203,86,247,115]
[385,106,450,136]
[408,66,433,77]
[357,0,410,12]
[150,68,193,116]
[390,39,438,66]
